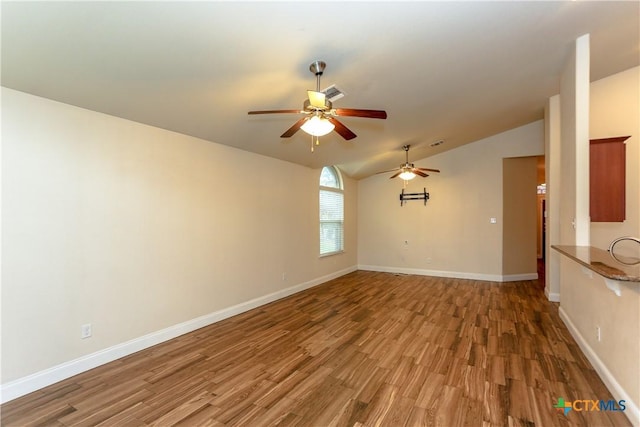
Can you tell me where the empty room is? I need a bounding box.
[1,2,639,426]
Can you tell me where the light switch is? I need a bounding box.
[490,217,497,224]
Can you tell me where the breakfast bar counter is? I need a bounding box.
[552,245,640,283]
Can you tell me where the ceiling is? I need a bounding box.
[2,1,639,180]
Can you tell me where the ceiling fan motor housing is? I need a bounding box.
[304,98,332,112]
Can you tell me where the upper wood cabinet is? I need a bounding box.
[590,136,629,222]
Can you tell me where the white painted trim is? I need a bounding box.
[358,265,538,283]
[545,289,560,302]
[559,307,639,427]
[0,266,357,404]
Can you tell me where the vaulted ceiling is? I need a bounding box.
[2,1,639,179]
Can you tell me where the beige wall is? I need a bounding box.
[1,88,357,387]
[555,49,639,424]
[589,66,640,249]
[358,121,544,281]
[502,156,537,276]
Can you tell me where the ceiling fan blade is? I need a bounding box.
[333,108,387,119]
[374,168,401,175]
[248,109,302,115]
[281,116,309,138]
[389,171,402,179]
[413,170,428,178]
[307,91,326,109]
[416,167,441,173]
[327,117,357,140]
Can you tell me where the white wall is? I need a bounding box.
[545,95,561,301]
[1,88,357,399]
[358,121,544,281]
[559,35,590,247]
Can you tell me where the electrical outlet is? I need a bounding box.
[81,323,92,339]
[596,326,601,342]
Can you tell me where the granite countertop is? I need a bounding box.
[552,245,640,282]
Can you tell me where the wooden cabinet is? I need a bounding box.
[590,136,629,222]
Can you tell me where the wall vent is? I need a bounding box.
[322,84,346,102]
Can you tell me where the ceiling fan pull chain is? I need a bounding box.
[309,135,321,152]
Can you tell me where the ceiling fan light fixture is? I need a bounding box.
[375,144,440,181]
[301,115,335,136]
[398,170,417,180]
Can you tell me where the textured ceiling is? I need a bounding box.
[2,1,639,179]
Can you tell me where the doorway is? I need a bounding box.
[502,156,538,279]
[536,156,546,289]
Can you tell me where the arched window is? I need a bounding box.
[319,166,344,256]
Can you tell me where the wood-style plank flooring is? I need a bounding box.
[1,271,631,426]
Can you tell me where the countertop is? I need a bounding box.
[552,245,640,283]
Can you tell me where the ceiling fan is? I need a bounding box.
[248,61,387,146]
[376,145,441,180]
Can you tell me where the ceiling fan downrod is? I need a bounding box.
[403,145,413,168]
[309,60,326,92]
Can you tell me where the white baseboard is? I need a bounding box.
[559,307,639,427]
[0,266,357,404]
[358,264,537,283]
[545,289,560,302]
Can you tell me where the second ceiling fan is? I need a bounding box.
[248,61,387,142]
[376,145,441,180]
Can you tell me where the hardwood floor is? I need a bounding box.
[1,271,631,426]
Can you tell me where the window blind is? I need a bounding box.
[320,188,344,255]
